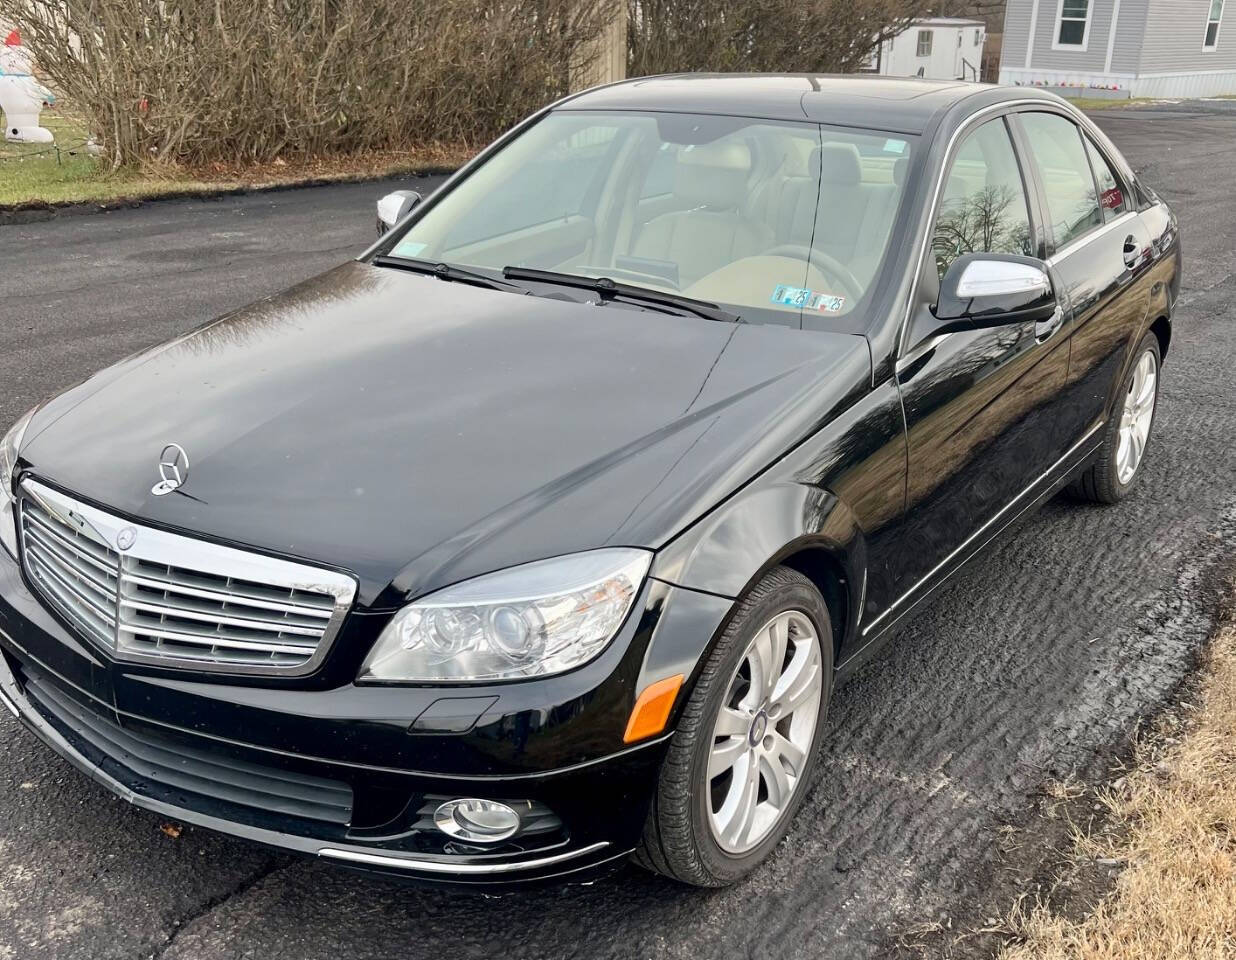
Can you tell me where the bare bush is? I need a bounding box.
[1,0,611,168]
[1,0,932,170]
[628,0,931,77]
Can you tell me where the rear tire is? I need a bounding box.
[1067,332,1161,504]
[635,566,833,886]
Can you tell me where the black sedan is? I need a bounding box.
[0,75,1178,888]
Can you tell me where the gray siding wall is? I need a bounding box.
[1002,0,1149,75]
[1002,0,1035,67]
[1109,0,1150,73]
[1140,0,1236,72]
[1030,0,1112,71]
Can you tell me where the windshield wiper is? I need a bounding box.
[373,256,526,293]
[501,266,742,324]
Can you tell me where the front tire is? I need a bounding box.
[1068,332,1161,504]
[635,566,833,886]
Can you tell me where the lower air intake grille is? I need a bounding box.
[21,664,354,825]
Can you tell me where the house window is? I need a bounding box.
[1054,0,1091,49]
[917,30,933,56]
[1204,0,1224,49]
[974,28,982,45]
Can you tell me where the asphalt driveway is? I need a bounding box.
[1,106,1235,960]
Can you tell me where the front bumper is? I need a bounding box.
[0,540,734,887]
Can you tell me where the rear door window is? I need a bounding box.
[1018,112,1103,249]
[1083,137,1129,222]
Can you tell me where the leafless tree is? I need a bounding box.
[628,0,932,76]
[932,184,1031,275]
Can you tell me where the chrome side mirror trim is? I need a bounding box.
[376,190,423,235]
[955,259,1050,299]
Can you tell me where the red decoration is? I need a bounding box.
[3,29,19,46]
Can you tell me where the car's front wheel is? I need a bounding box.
[635,566,833,886]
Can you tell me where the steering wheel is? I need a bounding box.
[762,245,863,303]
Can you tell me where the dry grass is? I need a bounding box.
[997,611,1236,960]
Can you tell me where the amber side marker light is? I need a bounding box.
[623,674,684,744]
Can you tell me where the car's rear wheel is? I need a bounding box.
[635,566,833,886]
[1068,332,1161,504]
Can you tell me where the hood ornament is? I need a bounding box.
[151,443,189,497]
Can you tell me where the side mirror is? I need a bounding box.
[376,190,422,236]
[934,253,1057,332]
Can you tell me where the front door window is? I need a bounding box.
[931,117,1033,280]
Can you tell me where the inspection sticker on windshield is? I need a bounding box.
[771,285,846,312]
[771,284,812,307]
[391,239,427,258]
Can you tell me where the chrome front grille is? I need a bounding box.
[18,481,356,675]
[21,498,120,650]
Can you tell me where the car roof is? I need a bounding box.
[561,74,1059,135]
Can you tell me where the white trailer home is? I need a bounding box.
[868,17,988,81]
[1000,0,1236,97]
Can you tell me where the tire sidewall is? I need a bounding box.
[1110,333,1162,498]
[685,574,834,884]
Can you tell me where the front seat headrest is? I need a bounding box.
[815,143,862,186]
[674,141,753,210]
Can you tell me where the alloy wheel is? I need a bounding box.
[706,610,823,854]
[1117,349,1157,484]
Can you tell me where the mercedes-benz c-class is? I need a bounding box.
[0,75,1179,887]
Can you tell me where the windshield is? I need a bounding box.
[383,111,915,326]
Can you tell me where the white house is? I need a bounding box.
[1000,0,1236,97]
[868,17,988,81]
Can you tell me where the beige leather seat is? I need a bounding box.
[746,166,817,248]
[630,142,773,287]
[812,143,900,286]
[744,144,902,289]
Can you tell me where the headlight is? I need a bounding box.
[0,407,38,559]
[359,548,652,683]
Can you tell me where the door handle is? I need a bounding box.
[1123,235,1141,269]
[1035,305,1064,342]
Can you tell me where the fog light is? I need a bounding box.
[434,798,521,843]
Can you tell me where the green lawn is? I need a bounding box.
[0,110,222,206]
[1063,95,1155,111]
[2,111,97,203]
[1,108,470,208]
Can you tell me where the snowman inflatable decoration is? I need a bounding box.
[0,30,55,144]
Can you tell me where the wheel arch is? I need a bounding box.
[651,481,867,670]
[1150,314,1171,361]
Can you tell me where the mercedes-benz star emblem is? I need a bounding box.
[151,443,190,497]
[116,527,137,551]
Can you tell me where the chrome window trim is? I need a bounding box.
[1044,209,1138,266]
[17,479,357,677]
[896,98,1102,360]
